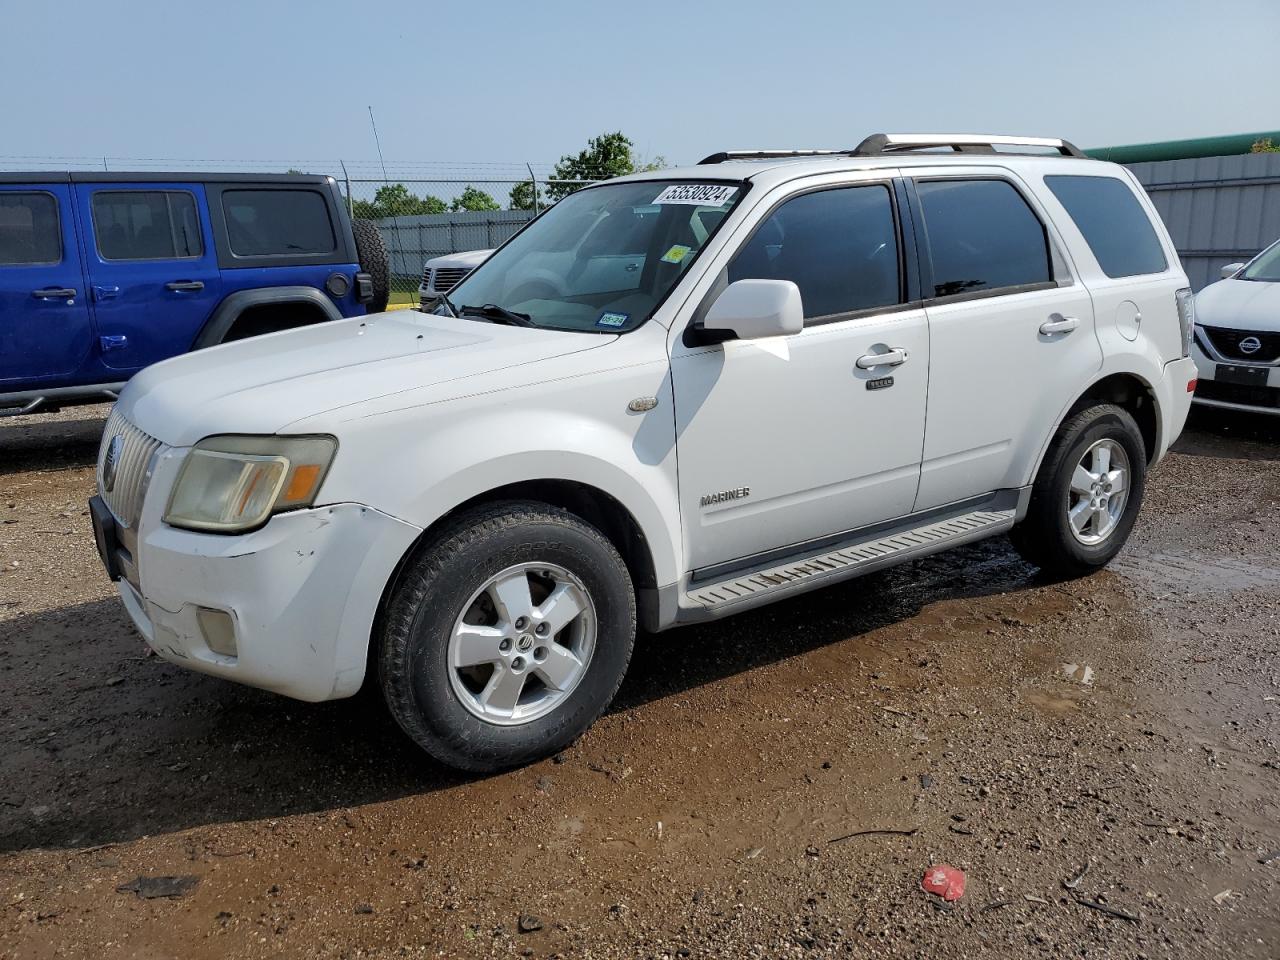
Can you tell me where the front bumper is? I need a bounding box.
[1191,338,1280,415]
[96,492,421,701]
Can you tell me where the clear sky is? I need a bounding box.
[1,0,1274,175]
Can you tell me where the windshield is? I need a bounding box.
[438,180,744,332]
[1241,239,1280,282]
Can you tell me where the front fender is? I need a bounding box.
[315,360,682,588]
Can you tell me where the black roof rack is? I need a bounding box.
[698,134,1086,165]
[698,149,848,165]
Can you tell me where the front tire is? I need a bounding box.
[379,502,636,772]
[1011,403,1147,577]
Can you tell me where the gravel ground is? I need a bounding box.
[1,404,1278,959]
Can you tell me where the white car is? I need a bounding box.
[1191,240,1280,414]
[418,248,492,308]
[91,133,1197,771]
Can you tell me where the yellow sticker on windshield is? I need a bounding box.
[661,244,691,264]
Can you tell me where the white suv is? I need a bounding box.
[417,248,492,308]
[91,134,1198,771]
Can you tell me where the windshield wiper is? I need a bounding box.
[438,290,458,316]
[459,303,536,327]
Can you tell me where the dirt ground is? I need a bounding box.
[1,404,1278,960]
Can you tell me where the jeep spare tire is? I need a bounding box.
[351,217,390,314]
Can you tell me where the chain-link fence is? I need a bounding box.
[340,176,596,306]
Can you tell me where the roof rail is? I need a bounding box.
[698,149,847,165]
[852,133,1086,158]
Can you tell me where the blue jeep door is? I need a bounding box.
[75,183,221,374]
[0,185,95,386]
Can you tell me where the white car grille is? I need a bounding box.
[97,409,163,528]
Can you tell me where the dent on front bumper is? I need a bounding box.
[120,502,422,701]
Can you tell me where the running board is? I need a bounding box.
[681,507,1016,618]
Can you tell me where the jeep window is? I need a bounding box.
[916,179,1051,297]
[92,191,202,261]
[0,192,61,265]
[1045,175,1167,278]
[222,189,336,258]
[728,185,900,320]
[440,180,743,333]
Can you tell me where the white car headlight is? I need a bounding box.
[164,435,337,533]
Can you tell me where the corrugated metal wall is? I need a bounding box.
[378,210,535,280]
[1127,152,1280,291]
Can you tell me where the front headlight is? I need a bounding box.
[164,435,337,533]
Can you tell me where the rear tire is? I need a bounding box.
[351,218,390,313]
[379,501,636,772]
[1010,403,1147,577]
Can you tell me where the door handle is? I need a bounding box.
[31,287,77,300]
[1039,315,1079,335]
[93,284,120,301]
[165,280,205,292]
[856,348,909,370]
[99,335,128,352]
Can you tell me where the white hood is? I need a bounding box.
[118,312,611,446]
[1196,278,1280,332]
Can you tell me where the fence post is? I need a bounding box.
[526,162,540,216]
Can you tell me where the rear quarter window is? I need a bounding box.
[222,189,336,258]
[1044,175,1167,278]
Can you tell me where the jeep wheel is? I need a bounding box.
[351,218,390,314]
[1010,403,1147,577]
[379,502,636,772]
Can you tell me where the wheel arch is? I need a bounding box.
[191,286,343,349]
[367,477,664,684]
[1030,370,1162,489]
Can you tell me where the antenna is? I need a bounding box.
[367,105,406,307]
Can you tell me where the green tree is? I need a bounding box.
[352,183,447,219]
[547,132,659,201]
[451,186,501,212]
[508,179,544,212]
[1252,137,1280,154]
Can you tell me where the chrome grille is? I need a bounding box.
[431,267,470,292]
[97,409,163,528]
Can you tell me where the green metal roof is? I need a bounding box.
[1086,131,1280,164]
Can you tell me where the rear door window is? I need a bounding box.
[0,192,62,265]
[916,179,1051,297]
[728,184,901,320]
[92,191,203,261]
[1045,175,1168,278]
[222,189,335,257]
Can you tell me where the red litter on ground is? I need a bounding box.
[921,864,966,901]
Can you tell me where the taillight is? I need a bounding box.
[1175,288,1195,358]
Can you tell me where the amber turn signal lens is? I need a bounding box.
[283,463,323,503]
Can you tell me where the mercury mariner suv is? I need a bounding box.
[91,134,1198,772]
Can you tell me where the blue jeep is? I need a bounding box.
[0,172,389,417]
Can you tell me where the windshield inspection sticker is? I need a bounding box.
[652,184,738,206]
[661,244,692,264]
[596,311,629,329]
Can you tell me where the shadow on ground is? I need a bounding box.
[0,537,1038,853]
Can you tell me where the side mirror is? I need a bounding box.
[702,279,803,340]
[1221,262,1246,280]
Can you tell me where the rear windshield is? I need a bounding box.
[1045,175,1167,278]
[439,180,744,333]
